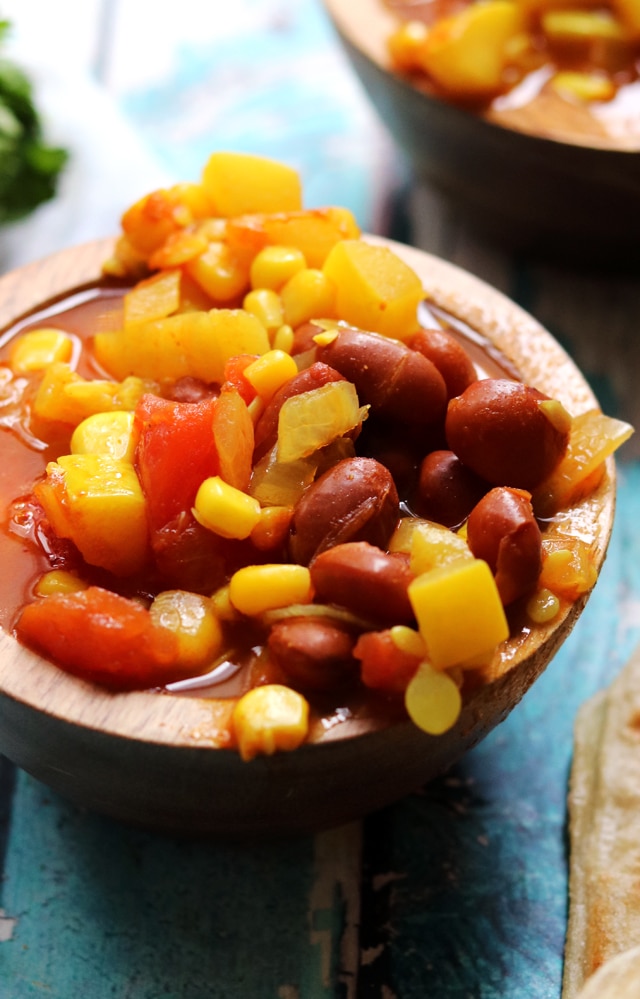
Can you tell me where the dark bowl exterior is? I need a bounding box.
[338,32,640,267]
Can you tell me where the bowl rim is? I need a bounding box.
[322,0,640,156]
[0,236,615,757]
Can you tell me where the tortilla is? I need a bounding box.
[575,945,640,998]
[563,643,640,997]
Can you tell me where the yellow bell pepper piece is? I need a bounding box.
[408,558,509,669]
[35,454,150,577]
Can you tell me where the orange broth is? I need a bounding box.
[0,283,517,704]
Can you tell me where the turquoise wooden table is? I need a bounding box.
[0,1,639,996]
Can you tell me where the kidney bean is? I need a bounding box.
[466,486,542,605]
[253,361,345,460]
[407,327,478,400]
[164,376,219,403]
[445,378,571,490]
[267,616,359,692]
[414,449,488,528]
[290,321,324,355]
[309,541,415,625]
[290,456,399,565]
[316,326,447,427]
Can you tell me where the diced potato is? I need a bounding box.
[418,1,524,100]
[9,328,74,373]
[202,152,303,217]
[35,454,150,576]
[70,411,136,461]
[408,558,509,669]
[322,239,423,341]
[94,309,270,383]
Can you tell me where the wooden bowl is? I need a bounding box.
[0,239,615,837]
[323,0,640,267]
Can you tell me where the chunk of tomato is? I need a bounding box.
[16,586,185,690]
[353,629,421,694]
[134,393,219,532]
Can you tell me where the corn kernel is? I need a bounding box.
[9,328,74,373]
[249,244,307,290]
[228,563,312,617]
[243,288,285,335]
[149,590,223,669]
[272,324,295,354]
[408,559,509,670]
[185,241,250,302]
[232,684,310,761]
[551,71,616,103]
[70,411,135,461]
[542,10,626,43]
[210,584,240,622]
[243,349,299,401]
[193,476,261,540]
[389,625,427,659]
[280,268,337,328]
[34,570,89,597]
[526,587,561,623]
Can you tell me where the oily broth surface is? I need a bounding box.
[0,283,521,718]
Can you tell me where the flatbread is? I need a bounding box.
[563,643,640,998]
[575,945,640,999]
